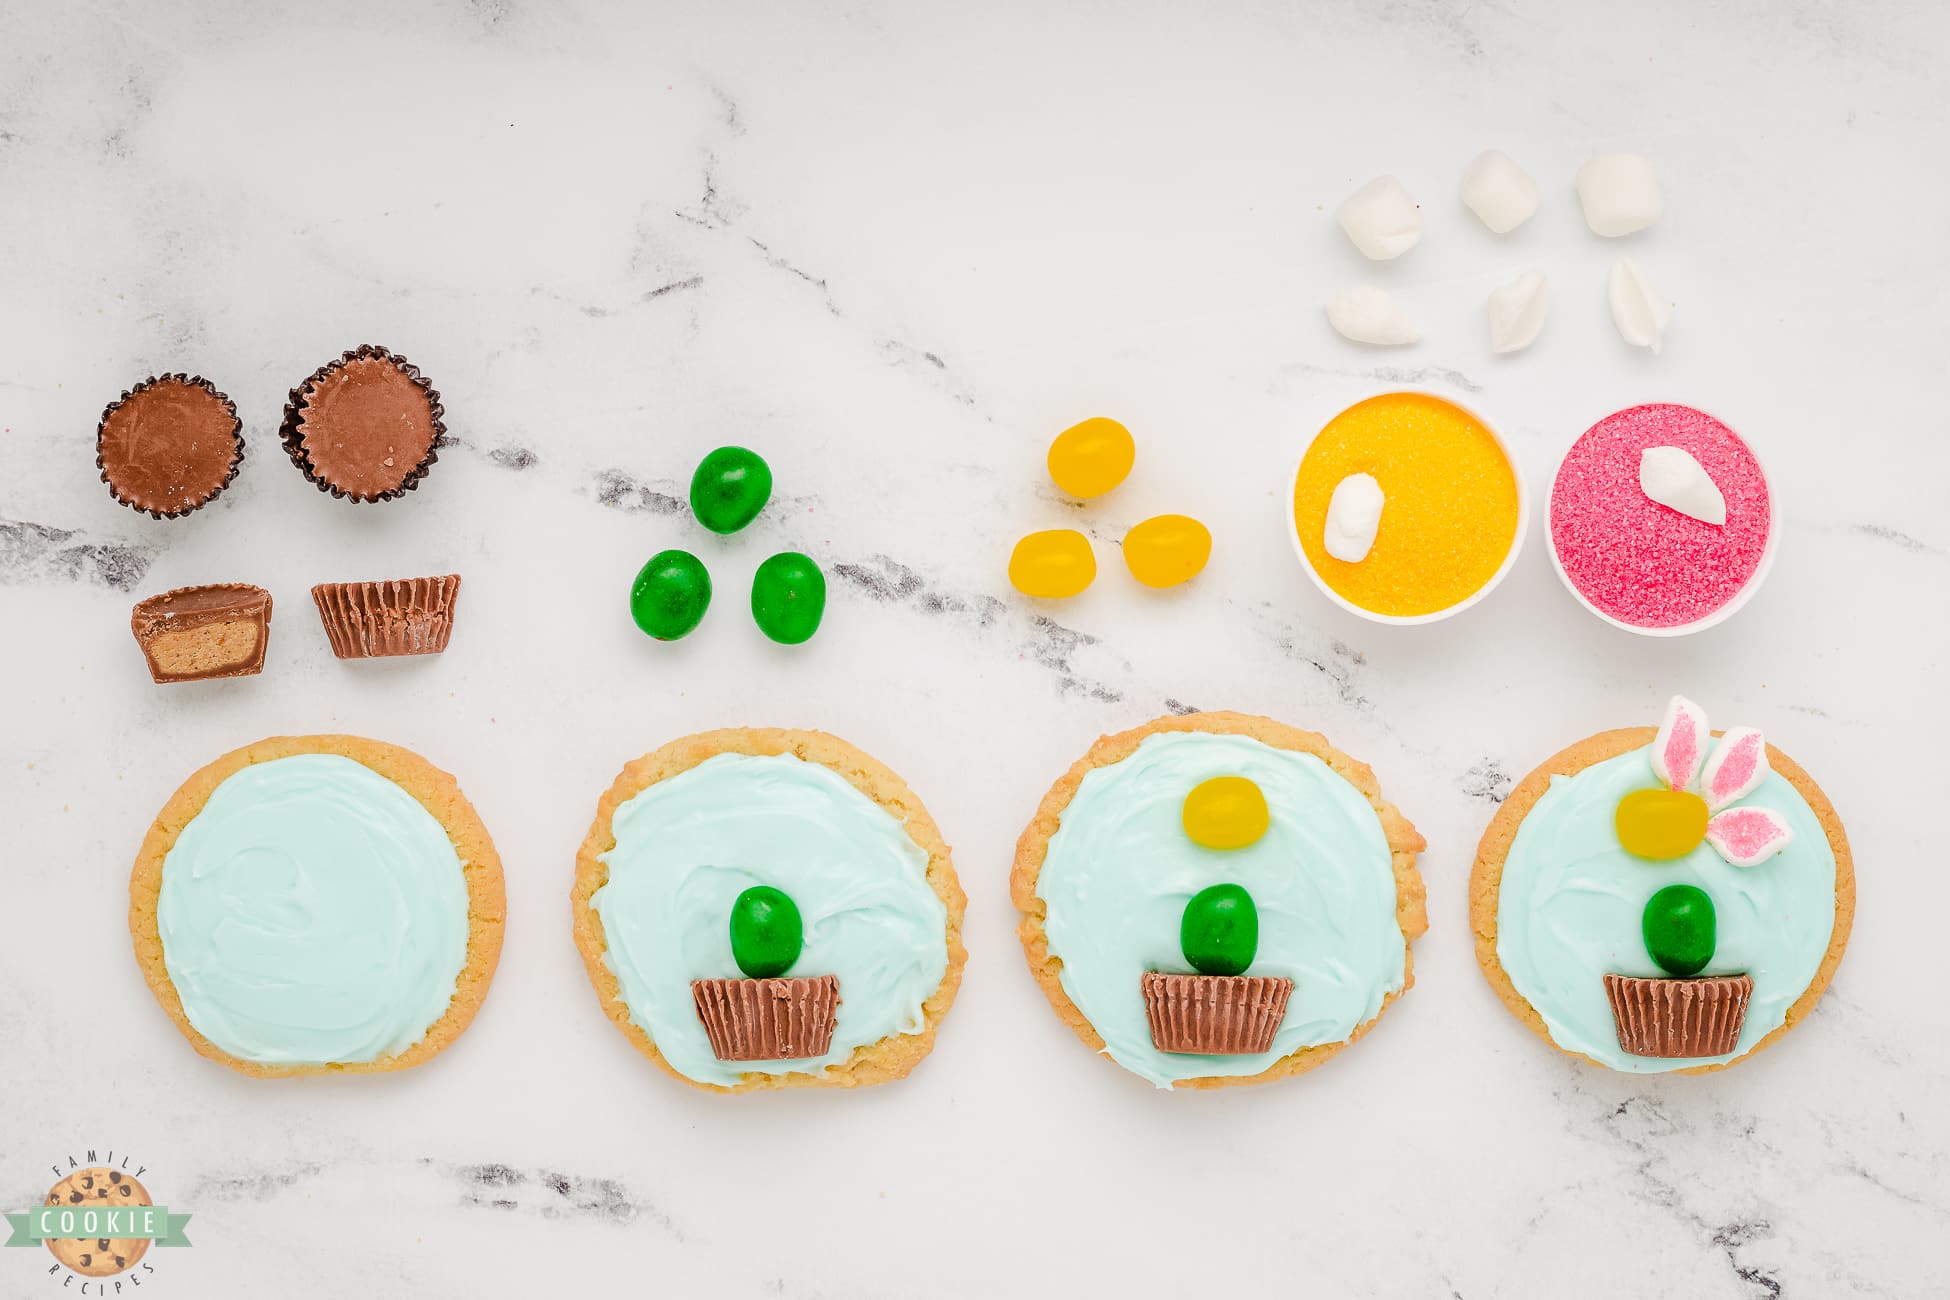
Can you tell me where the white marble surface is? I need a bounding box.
[2,1,1946,1295]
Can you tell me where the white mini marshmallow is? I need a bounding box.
[1577,153,1663,237]
[1608,258,1670,353]
[1325,286,1421,346]
[1324,473,1385,562]
[1337,175,1423,260]
[1640,446,1726,525]
[1460,150,1540,234]
[1487,269,1550,354]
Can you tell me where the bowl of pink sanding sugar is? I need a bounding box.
[1547,403,1777,636]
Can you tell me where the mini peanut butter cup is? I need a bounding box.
[1141,971,1293,1055]
[96,374,244,519]
[1604,973,1753,1058]
[311,574,461,658]
[279,345,445,502]
[129,583,272,683]
[692,975,839,1062]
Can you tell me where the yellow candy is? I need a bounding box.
[1123,514,1211,589]
[1614,787,1710,860]
[1009,529,1096,598]
[1047,417,1135,499]
[1182,776,1269,850]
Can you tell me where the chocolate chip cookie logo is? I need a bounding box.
[6,1152,191,1291]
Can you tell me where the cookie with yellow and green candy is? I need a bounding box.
[1471,695,1855,1072]
[1012,711,1427,1089]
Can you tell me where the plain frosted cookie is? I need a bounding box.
[129,735,505,1077]
[572,728,966,1093]
[1012,711,1426,1090]
[1470,695,1854,1073]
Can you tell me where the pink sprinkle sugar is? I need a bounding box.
[1550,404,1772,629]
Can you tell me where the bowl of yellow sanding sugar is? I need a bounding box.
[1287,390,1528,625]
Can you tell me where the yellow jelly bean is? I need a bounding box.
[1614,787,1710,860]
[1047,417,1135,499]
[1182,776,1269,850]
[1123,514,1211,588]
[1009,529,1096,598]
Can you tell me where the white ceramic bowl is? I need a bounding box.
[1544,405,1779,637]
[1286,390,1530,627]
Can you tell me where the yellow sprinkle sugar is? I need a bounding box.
[1293,392,1519,617]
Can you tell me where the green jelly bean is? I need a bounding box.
[630,549,711,641]
[690,446,773,535]
[729,885,803,979]
[1179,882,1258,977]
[750,551,826,645]
[1642,883,1716,977]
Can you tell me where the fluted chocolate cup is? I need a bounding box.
[1141,971,1293,1055]
[692,974,839,1062]
[1604,973,1753,1058]
[312,574,461,658]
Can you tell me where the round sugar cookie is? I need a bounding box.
[129,735,505,1077]
[1470,697,1854,1073]
[572,728,967,1093]
[1012,711,1427,1090]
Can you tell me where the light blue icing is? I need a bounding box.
[1037,731,1407,1088]
[592,752,948,1086]
[157,754,471,1066]
[1496,744,1837,1072]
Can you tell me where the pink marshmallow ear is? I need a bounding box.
[1706,806,1794,867]
[1651,695,1710,792]
[1701,727,1769,812]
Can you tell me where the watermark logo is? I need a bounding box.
[6,1152,190,1291]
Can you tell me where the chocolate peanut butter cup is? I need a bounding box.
[1141,971,1293,1055]
[1604,973,1753,1058]
[279,345,445,502]
[692,975,840,1062]
[97,374,244,519]
[130,583,272,683]
[312,574,462,658]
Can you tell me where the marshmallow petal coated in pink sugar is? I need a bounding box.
[1706,806,1796,867]
[1652,695,1710,792]
[1701,727,1770,812]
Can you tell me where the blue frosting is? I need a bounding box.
[157,754,471,1066]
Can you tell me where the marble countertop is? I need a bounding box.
[2,1,1945,1295]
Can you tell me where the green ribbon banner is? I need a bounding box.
[5,1204,192,1248]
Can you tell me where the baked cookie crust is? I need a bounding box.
[1010,710,1428,1090]
[1469,726,1856,1073]
[572,728,968,1093]
[128,735,506,1078]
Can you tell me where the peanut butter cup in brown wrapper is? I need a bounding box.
[692,975,840,1062]
[1141,971,1293,1055]
[279,344,445,502]
[1604,973,1753,1058]
[130,583,271,683]
[311,574,461,658]
[97,374,244,519]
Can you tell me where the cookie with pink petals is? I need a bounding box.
[1470,695,1853,1073]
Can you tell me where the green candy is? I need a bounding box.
[750,551,826,645]
[690,446,773,535]
[1179,882,1258,977]
[630,549,712,641]
[1642,883,1716,977]
[728,885,803,979]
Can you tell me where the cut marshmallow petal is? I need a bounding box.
[1337,175,1424,261]
[1576,153,1663,237]
[1487,270,1550,354]
[1651,695,1709,792]
[1701,727,1770,812]
[1609,258,1671,354]
[1324,473,1385,562]
[1325,285,1421,346]
[1706,806,1795,867]
[1639,445,1726,525]
[1461,150,1540,234]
